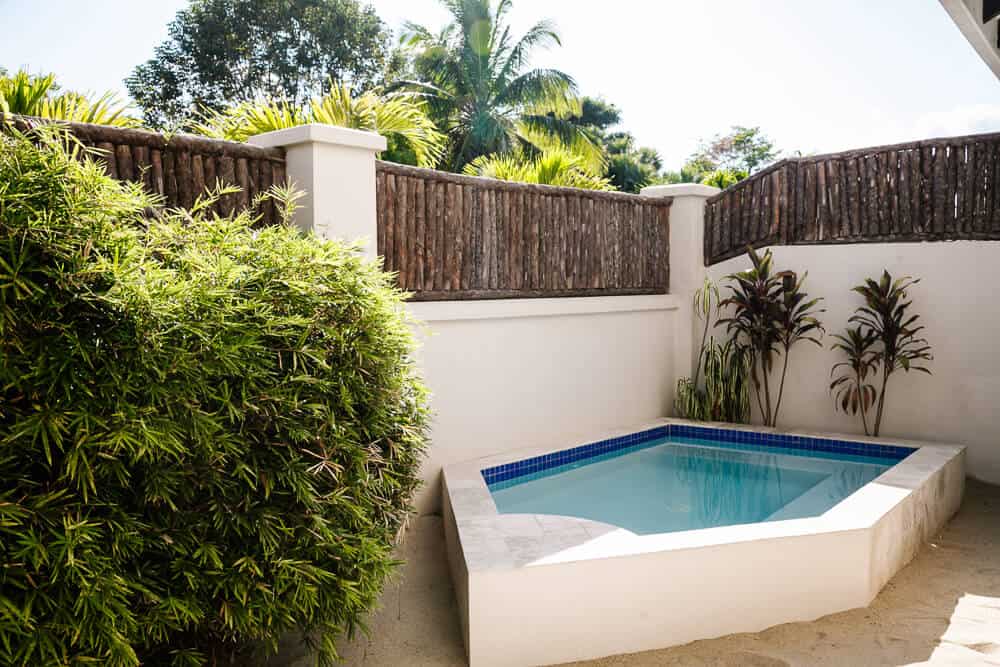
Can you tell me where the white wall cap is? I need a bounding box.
[248,123,387,151]
[407,294,679,323]
[641,183,720,198]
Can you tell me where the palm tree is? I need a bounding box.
[0,69,139,127]
[397,0,602,171]
[191,83,445,168]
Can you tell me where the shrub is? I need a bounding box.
[718,247,824,427]
[0,127,428,666]
[830,271,932,436]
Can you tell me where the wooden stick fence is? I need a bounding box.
[376,161,673,300]
[704,130,1000,265]
[11,118,287,226]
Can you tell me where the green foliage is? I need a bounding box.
[571,97,621,130]
[397,0,601,171]
[191,82,446,167]
[676,340,752,424]
[830,326,879,435]
[836,271,932,436]
[603,134,663,193]
[0,69,138,126]
[688,125,778,176]
[660,126,779,187]
[655,163,702,186]
[719,247,824,427]
[674,279,751,423]
[462,148,613,190]
[564,98,662,193]
[700,168,748,190]
[126,0,391,128]
[0,127,428,665]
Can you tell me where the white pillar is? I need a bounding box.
[640,183,720,381]
[248,124,387,261]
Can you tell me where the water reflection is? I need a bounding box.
[491,442,891,535]
[665,446,827,527]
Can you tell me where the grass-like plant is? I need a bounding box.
[719,247,824,427]
[832,271,932,436]
[675,278,752,423]
[0,126,428,666]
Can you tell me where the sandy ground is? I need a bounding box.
[280,480,1000,666]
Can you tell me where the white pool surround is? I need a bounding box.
[441,418,965,667]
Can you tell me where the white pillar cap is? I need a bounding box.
[248,123,386,152]
[641,183,720,198]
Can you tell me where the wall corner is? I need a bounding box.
[641,183,720,386]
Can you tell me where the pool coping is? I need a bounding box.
[441,418,966,572]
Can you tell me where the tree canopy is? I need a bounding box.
[126,0,391,128]
[660,126,780,189]
[396,0,600,171]
[687,125,778,176]
[566,96,664,193]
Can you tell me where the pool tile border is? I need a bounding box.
[480,423,916,487]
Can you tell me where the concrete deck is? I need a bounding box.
[281,479,999,666]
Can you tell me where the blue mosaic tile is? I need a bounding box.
[480,424,915,488]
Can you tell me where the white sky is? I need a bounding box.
[3,0,1000,168]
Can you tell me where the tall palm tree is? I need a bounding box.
[0,70,139,127]
[397,0,602,171]
[191,83,445,168]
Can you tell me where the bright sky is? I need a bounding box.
[3,0,1000,168]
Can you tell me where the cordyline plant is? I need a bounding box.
[675,278,751,423]
[0,126,428,666]
[829,326,880,435]
[831,271,932,436]
[719,247,824,427]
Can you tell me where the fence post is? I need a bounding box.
[640,183,720,382]
[248,124,387,260]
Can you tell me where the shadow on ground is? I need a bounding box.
[278,479,1000,667]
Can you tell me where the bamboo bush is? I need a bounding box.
[0,126,428,666]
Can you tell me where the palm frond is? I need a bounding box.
[462,148,612,190]
[1,70,139,127]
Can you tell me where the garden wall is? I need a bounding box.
[376,161,672,301]
[706,242,1000,486]
[406,295,680,513]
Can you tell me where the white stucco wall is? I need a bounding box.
[706,241,1000,485]
[407,295,680,514]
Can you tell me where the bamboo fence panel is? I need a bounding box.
[11,118,287,225]
[376,161,673,300]
[703,130,1000,265]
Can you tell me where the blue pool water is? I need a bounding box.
[488,434,905,535]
